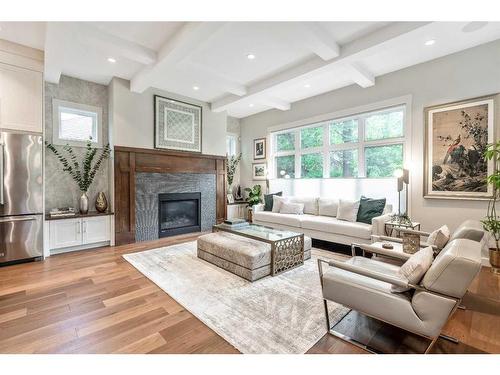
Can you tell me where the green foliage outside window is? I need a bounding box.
[365,144,403,177]
[301,153,323,178]
[330,120,358,145]
[276,132,295,152]
[301,126,323,149]
[276,155,295,178]
[365,111,403,141]
[330,149,358,177]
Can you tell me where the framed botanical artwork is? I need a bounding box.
[154,95,202,153]
[253,138,266,160]
[424,94,496,200]
[252,163,267,181]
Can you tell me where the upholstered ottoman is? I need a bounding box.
[197,232,311,281]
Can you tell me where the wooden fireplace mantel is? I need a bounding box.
[114,146,227,245]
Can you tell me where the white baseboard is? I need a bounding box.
[49,241,110,256]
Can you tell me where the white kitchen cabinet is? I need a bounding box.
[49,218,82,249]
[82,216,111,244]
[47,214,113,254]
[0,62,43,133]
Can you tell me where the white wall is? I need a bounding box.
[240,39,500,234]
[109,77,227,156]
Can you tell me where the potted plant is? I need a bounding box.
[244,184,262,222]
[46,139,111,214]
[482,140,500,274]
[226,153,242,193]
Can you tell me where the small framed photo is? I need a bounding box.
[227,194,235,204]
[253,138,266,160]
[252,163,267,180]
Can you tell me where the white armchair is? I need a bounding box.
[318,238,482,353]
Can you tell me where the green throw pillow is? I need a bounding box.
[264,192,282,211]
[356,196,386,224]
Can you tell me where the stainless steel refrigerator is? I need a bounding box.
[0,131,43,265]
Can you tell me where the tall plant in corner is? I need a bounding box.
[482,140,500,273]
[46,139,111,214]
[226,153,242,190]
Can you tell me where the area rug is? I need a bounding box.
[123,241,349,354]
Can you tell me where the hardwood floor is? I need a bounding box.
[0,234,498,354]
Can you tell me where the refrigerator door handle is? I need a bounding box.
[0,216,37,223]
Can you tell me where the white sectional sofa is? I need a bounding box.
[252,197,392,246]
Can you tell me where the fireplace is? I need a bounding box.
[158,192,201,238]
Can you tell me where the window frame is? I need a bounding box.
[52,99,103,148]
[270,104,406,179]
[226,133,237,157]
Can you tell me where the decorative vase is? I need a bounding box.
[489,248,500,274]
[95,191,108,213]
[79,191,89,214]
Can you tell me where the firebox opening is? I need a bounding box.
[158,192,201,238]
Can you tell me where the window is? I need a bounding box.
[300,126,323,149]
[276,155,295,178]
[301,152,323,178]
[276,132,295,152]
[330,149,358,177]
[52,99,102,147]
[365,144,403,177]
[226,134,237,156]
[271,105,405,179]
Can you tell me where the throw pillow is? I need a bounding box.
[391,246,434,293]
[318,198,339,217]
[427,225,450,249]
[356,196,386,224]
[272,195,288,213]
[263,191,282,211]
[288,197,319,215]
[336,199,360,222]
[279,202,304,215]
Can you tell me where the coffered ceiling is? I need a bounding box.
[1,21,499,118]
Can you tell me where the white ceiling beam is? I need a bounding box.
[298,23,340,60]
[348,63,375,88]
[44,23,66,84]
[75,24,157,65]
[262,97,291,111]
[210,22,430,113]
[182,61,247,96]
[130,22,227,93]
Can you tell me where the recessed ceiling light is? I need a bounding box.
[107,57,116,63]
[304,84,311,88]
[193,86,199,91]
[247,53,256,60]
[249,103,254,107]
[424,39,436,46]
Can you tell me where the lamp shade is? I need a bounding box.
[403,169,410,184]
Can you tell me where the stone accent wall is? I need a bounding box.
[135,172,216,242]
[45,75,109,211]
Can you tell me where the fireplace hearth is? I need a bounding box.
[158,192,201,237]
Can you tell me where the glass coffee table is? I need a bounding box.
[212,223,305,276]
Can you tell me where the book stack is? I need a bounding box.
[222,219,249,228]
[49,207,77,218]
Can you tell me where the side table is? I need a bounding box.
[384,221,420,237]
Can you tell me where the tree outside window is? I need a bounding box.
[301,153,323,178]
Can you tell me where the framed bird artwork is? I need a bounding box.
[424,94,497,200]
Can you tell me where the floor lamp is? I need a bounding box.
[394,168,410,223]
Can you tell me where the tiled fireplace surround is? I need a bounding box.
[135,172,216,242]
